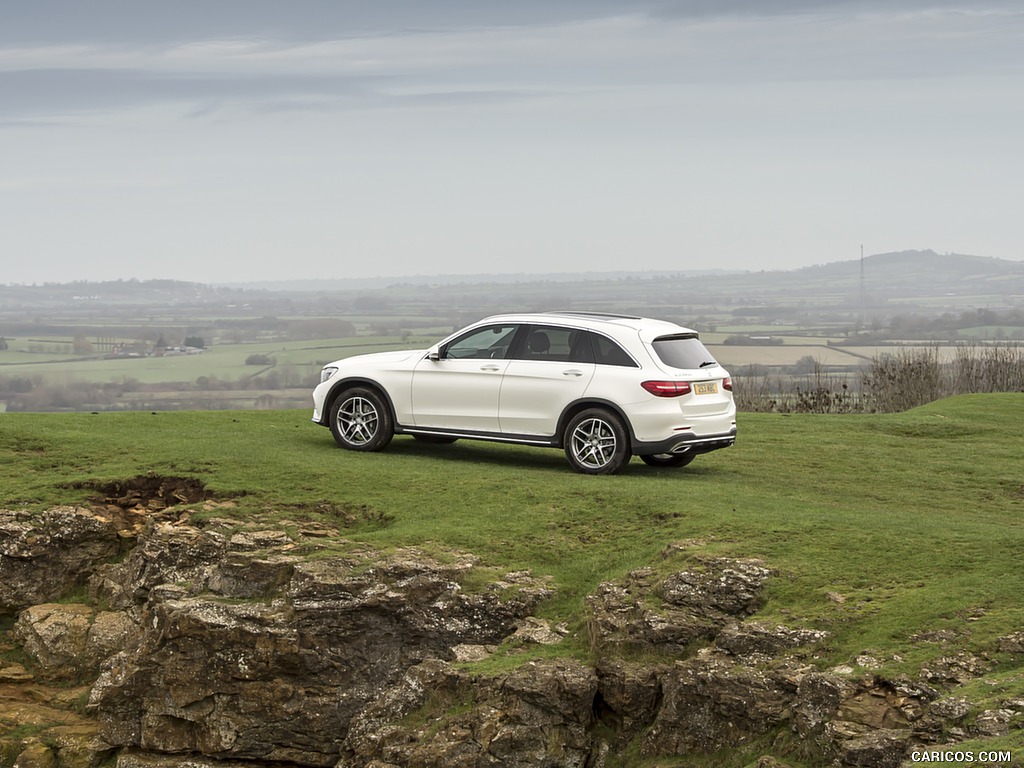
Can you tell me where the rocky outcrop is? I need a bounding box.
[0,508,124,614]
[341,658,598,767]
[3,502,1023,768]
[585,558,772,654]
[84,521,552,766]
[14,603,136,682]
[641,651,795,756]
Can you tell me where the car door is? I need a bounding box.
[498,324,596,437]
[410,323,520,433]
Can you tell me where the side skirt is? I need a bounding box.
[396,424,559,448]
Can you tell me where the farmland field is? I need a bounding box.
[2,259,1023,413]
[0,335,435,384]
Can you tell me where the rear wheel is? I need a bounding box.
[564,408,631,475]
[640,452,696,468]
[329,387,393,452]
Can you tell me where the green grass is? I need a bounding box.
[2,395,1023,678]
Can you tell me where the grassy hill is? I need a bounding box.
[3,396,1024,767]
[4,395,1023,679]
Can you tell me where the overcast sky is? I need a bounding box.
[2,0,1022,285]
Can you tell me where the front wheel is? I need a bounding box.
[329,387,393,452]
[563,408,631,475]
[640,452,696,468]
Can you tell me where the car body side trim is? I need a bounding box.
[397,424,557,447]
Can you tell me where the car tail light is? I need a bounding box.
[723,377,733,392]
[641,380,692,397]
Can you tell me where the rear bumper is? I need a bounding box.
[631,427,737,456]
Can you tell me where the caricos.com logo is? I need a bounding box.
[910,749,1013,764]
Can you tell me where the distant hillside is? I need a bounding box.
[793,249,1024,293]
[696,249,1024,304]
[2,251,1022,309]
[211,250,1023,296]
[215,269,737,292]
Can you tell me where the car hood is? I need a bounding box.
[329,348,426,369]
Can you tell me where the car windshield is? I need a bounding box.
[651,334,718,370]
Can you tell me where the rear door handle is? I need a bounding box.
[562,369,584,377]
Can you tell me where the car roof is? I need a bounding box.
[476,311,698,341]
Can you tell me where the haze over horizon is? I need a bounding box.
[2,1,1022,286]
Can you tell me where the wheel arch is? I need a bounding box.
[322,377,398,427]
[555,398,635,449]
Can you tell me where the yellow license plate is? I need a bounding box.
[694,382,718,395]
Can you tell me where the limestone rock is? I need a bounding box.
[641,653,792,756]
[833,728,909,767]
[926,695,972,722]
[512,617,564,645]
[586,558,771,654]
[87,531,552,767]
[14,604,139,682]
[920,651,990,686]
[115,748,280,768]
[716,621,829,658]
[658,557,771,616]
[793,672,858,737]
[33,724,112,768]
[90,522,228,610]
[0,661,34,682]
[0,508,122,615]
[11,740,55,768]
[594,659,664,739]
[996,631,1024,654]
[14,604,94,681]
[972,708,1014,737]
[341,658,598,768]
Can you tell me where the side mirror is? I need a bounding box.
[428,350,441,362]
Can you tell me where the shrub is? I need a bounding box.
[735,344,1024,414]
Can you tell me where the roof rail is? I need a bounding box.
[543,310,643,320]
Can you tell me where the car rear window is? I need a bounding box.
[651,334,718,370]
[590,333,637,367]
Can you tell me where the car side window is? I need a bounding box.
[443,325,519,360]
[512,325,593,363]
[591,333,637,367]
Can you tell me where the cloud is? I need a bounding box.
[650,0,1022,18]
[0,66,385,120]
[3,1,1022,124]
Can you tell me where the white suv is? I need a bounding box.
[311,312,736,474]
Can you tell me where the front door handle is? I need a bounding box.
[481,364,501,372]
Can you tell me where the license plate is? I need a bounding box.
[694,381,718,395]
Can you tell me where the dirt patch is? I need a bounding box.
[68,474,216,520]
[92,474,213,511]
[63,474,220,535]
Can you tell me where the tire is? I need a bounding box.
[329,387,393,452]
[563,408,631,475]
[411,434,459,445]
[640,452,696,468]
